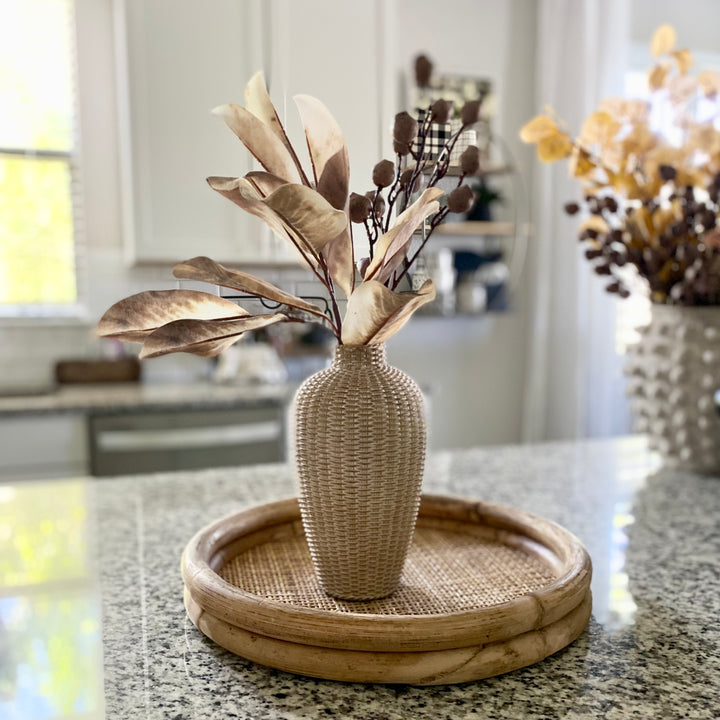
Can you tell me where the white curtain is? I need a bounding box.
[522,0,632,442]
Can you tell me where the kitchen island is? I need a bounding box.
[2,437,719,719]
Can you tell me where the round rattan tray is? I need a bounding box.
[182,494,592,685]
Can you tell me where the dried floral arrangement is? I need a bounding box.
[98,73,482,357]
[520,25,720,306]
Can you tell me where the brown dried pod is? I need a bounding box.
[564,201,581,215]
[460,145,480,176]
[399,168,422,194]
[393,112,419,144]
[372,159,396,188]
[430,99,453,124]
[447,185,475,214]
[349,192,372,223]
[414,54,433,87]
[393,139,412,156]
[603,197,619,213]
[460,100,482,126]
[365,191,386,218]
[659,164,677,181]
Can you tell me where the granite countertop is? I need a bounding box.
[2,436,719,719]
[0,381,292,416]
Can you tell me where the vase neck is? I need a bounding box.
[333,343,387,368]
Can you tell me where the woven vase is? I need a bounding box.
[293,343,426,600]
[624,304,720,474]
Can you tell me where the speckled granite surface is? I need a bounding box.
[0,381,291,416]
[90,437,719,719]
[2,437,719,719]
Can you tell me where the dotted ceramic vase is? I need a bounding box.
[624,305,720,473]
[293,343,426,600]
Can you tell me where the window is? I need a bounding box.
[0,0,80,313]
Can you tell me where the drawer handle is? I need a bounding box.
[96,422,281,452]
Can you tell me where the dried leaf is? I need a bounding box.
[243,171,288,197]
[244,72,305,180]
[208,176,300,252]
[648,63,670,91]
[207,177,344,263]
[97,290,247,343]
[139,314,287,359]
[579,111,621,145]
[536,133,573,162]
[341,280,436,345]
[579,216,610,234]
[519,115,560,143]
[568,147,595,177]
[672,49,693,74]
[651,25,676,57]
[667,74,699,104]
[364,188,444,284]
[698,70,720,98]
[294,95,350,211]
[212,104,302,183]
[263,183,348,256]
[322,227,355,298]
[172,256,329,321]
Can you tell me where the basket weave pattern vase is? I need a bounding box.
[294,344,426,600]
[625,305,720,473]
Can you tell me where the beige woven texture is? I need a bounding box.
[293,344,426,601]
[219,524,557,615]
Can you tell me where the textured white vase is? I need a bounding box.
[625,305,720,474]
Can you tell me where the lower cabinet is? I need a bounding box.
[0,416,88,481]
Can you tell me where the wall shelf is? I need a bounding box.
[436,221,516,237]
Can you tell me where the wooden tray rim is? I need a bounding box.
[184,588,593,685]
[182,494,592,653]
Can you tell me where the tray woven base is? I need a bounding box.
[182,494,592,685]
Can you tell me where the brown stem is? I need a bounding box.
[392,207,449,289]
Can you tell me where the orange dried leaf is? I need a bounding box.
[672,49,693,74]
[651,25,676,57]
[580,111,621,145]
[568,147,595,178]
[698,70,720,98]
[536,133,573,162]
[579,216,610,234]
[648,63,670,91]
[519,115,559,143]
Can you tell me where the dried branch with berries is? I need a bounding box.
[520,24,720,306]
[97,73,484,359]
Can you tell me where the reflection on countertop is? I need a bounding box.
[3,436,720,719]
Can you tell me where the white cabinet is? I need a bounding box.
[267,0,395,201]
[115,0,293,265]
[0,416,88,480]
[115,0,394,266]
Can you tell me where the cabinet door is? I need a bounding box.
[116,0,293,265]
[267,0,394,216]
